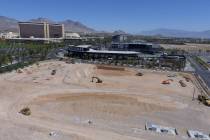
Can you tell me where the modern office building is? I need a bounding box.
[111,34,163,54]
[112,34,128,43]
[111,42,163,54]
[67,45,186,71]
[19,22,64,38]
[68,45,139,60]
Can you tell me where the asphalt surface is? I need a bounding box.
[47,47,68,59]
[188,56,210,88]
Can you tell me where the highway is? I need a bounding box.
[188,56,210,88]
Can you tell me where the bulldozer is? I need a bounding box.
[136,72,143,76]
[162,79,173,85]
[198,95,210,106]
[91,77,103,83]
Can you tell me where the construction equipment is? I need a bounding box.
[167,74,177,78]
[179,80,187,87]
[19,107,31,116]
[162,80,170,85]
[162,79,173,85]
[88,120,93,125]
[136,72,143,76]
[183,75,191,82]
[51,70,56,75]
[198,95,210,106]
[91,77,103,83]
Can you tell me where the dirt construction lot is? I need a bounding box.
[0,60,209,140]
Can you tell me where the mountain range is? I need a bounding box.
[1,16,210,38]
[0,16,95,33]
[140,28,210,39]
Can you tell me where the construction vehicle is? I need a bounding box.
[198,95,210,106]
[183,75,191,82]
[136,72,143,76]
[167,74,177,78]
[51,70,56,75]
[19,107,31,116]
[91,77,103,83]
[179,80,187,87]
[162,79,173,85]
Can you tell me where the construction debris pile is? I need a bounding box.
[146,122,210,139]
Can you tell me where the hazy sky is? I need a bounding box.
[1,0,210,33]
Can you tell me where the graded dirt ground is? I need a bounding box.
[0,60,209,140]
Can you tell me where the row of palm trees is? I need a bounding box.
[0,41,61,69]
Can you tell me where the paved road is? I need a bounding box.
[47,47,68,59]
[188,56,210,88]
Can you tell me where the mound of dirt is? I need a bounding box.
[96,65,135,76]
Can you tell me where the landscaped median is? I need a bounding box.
[0,61,35,73]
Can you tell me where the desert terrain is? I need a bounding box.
[161,43,210,51]
[0,60,209,140]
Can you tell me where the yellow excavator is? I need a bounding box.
[198,94,210,106]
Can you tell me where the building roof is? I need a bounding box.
[88,49,139,55]
[65,33,80,38]
[7,38,63,43]
[112,42,153,46]
[18,22,63,26]
[75,45,92,48]
[18,22,47,25]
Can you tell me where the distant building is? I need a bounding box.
[65,32,81,39]
[67,45,186,71]
[19,22,48,38]
[0,32,18,39]
[111,42,163,54]
[19,22,64,38]
[49,24,64,38]
[68,45,139,59]
[112,34,128,43]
